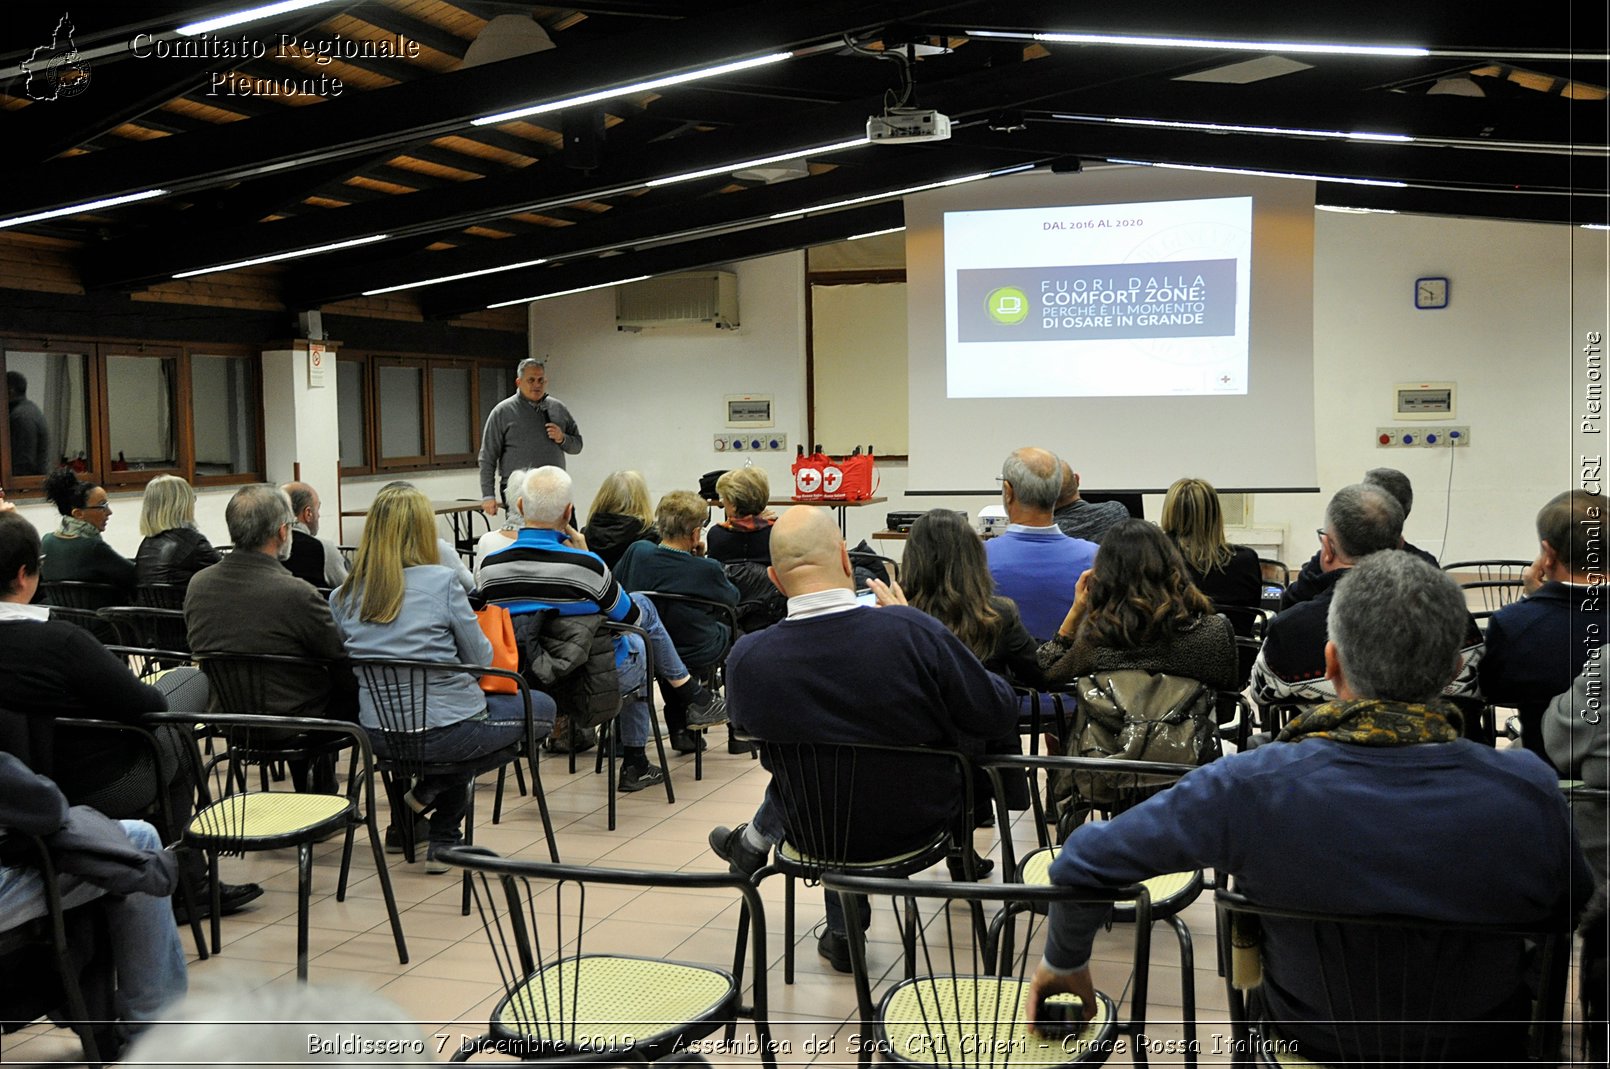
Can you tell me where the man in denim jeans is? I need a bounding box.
[478,467,726,792]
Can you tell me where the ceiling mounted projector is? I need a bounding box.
[867,108,951,144]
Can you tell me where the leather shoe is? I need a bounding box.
[708,823,768,878]
[670,730,707,755]
[946,850,996,881]
[385,821,430,854]
[817,929,852,973]
[175,881,264,923]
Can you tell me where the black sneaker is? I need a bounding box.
[707,823,768,878]
[685,691,728,728]
[818,929,852,973]
[174,881,264,923]
[670,730,707,755]
[384,821,430,854]
[618,762,666,793]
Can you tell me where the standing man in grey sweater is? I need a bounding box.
[479,358,583,517]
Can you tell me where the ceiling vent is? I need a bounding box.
[616,271,739,331]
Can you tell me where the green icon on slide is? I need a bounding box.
[985,286,1029,325]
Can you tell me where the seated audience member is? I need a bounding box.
[330,485,553,873]
[473,467,526,567]
[373,480,475,596]
[281,481,346,590]
[709,507,1018,968]
[1282,467,1438,608]
[1483,489,1606,763]
[39,466,136,604]
[186,485,358,798]
[984,447,1097,642]
[1051,459,1130,543]
[615,490,740,754]
[1037,519,1237,691]
[1160,477,1261,629]
[871,508,1043,689]
[705,466,775,564]
[477,467,726,792]
[0,754,187,1048]
[135,475,221,592]
[1253,483,1481,709]
[581,470,660,569]
[1029,552,1591,1064]
[0,512,261,916]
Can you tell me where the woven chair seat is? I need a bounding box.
[187,792,352,846]
[1019,849,1200,917]
[776,831,950,876]
[879,976,1117,1066]
[493,955,734,1050]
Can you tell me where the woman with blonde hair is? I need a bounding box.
[581,470,659,568]
[1159,476,1261,636]
[706,466,774,564]
[135,474,222,590]
[331,483,555,872]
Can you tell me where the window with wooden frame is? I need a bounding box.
[0,336,264,493]
[339,353,511,476]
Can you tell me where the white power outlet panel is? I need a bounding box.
[1374,425,1471,447]
[714,433,788,453]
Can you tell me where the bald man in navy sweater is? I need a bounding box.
[708,505,1017,971]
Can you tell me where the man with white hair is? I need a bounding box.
[1029,552,1589,1063]
[477,467,724,791]
[985,447,1097,642]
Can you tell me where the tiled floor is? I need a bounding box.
[3,724,1591,1067]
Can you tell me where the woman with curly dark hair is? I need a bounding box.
[1037,518,1236,690]
[40,466,136,603]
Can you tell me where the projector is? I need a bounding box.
[867,109,952,144]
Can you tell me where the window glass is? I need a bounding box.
[6,349,88,477]
[337,360,368,469]
[478,365,508,432]
[106,353,179,471]
[377,364,424,460]
[432,365,473,456]
[190,354,259,476]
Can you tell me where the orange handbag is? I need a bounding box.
[475,603,520,694]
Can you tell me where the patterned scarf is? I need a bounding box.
[56,515,102,540]
[1277,697,1461,746]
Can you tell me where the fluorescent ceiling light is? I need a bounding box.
[473,52,792,127]
[488,275,651,309]
[1316,205,1399,214]
[967,29,1428,57]
[177,0,333,36]
[173,233,389,278]
[770,164,1034,220]
[1585,224,1610,230]
[1107,158,1408,188]
[645,137,868,188]
[848,226,906,241]
[363,258,549,296]
[1093,116,1413,143]
[0,189,169,231]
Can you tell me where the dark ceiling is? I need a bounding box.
[2,0,1605,319]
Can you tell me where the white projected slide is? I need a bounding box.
[944,197,1252,398]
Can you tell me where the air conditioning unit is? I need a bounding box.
[616,271,739,331]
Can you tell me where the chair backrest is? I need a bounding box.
[134,583,186,611]
[198,650,340,721]
[45,604,119,645]
[636,590,739,671]
[41,580,122,611]
[98,606,188,652]
[349,657,537,775]
[436,846,773,1062]
[1441,559,1531,613]
[1215,887,1569,1065]
[824,872,1151,1068]
[751,739,973,872]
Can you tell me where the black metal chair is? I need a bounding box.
[1215,887,1571,1067]
[591,621,676,831]
[0,833,118,1068]
[148,709,408,980]
[637,589,740,780]
[349,657,560,916]
[134,583,187,611]
[1442,559,1531,614]
[984,755,1204,1067]
[45,604,120,645]
[438,846,777,1069]
[824,872,1153,1069]
[739,738,983,985]
[99,605,189,653]
[41,580,125,612]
